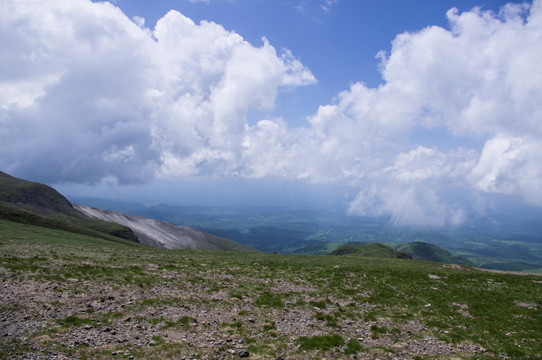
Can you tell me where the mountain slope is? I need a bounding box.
[0,201,141,245]
[0,171,139,243]
[74,204,259,252]
[0,171,77,216]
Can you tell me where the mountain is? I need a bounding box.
[330,242,412,259]
[0,171,256,252]
[0,171,78,216]
[393,241,473,265]
[0,171,138,243]
[74,204,258,252]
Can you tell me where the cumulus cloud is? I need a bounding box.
[471,135,542,206]
[0,0,315,184]
[308,1,541,226]
[239,0,542,226]
[1,0,541,227]
[347,147,474,227]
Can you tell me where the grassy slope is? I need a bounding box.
[2,219,539,359]
[0,171,139,243]
[0,171,76,216]
[0,202,142,246]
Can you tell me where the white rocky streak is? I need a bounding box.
[74,204,235,250]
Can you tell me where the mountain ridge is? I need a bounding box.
[75,204,258,252]
[0,171,139,243]
[0,171,77,216]
[0,171,257,252]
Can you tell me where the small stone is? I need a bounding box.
[238,350,249,358]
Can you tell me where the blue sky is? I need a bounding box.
[1,0,541,227]
[116,0,513,123]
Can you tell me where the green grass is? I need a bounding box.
[1,219,541,360]
[297,334,344,350]
[56,315,94,328]
[0,201,140,245]
[345,338,366,354]
[253,291,285,308]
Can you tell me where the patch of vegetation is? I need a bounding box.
[370,324,389,339]
[345,338,366,355]
[309,299,327,309]
[297,334,344,351]
[56,315,93,328]
[253,291,284,308]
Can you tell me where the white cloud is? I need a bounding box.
[0,0,315,184]
[346,146,474,227]
[132,15,145,28]
[315,0,542,226]
[321,0,339,13]
[471,135,542,206]
[1,0,541,227]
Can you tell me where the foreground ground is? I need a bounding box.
[1,220,541,359]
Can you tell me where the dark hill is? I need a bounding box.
[330,242,412,259]
[0,171,77,216]
[0,171,139,243]
[394,241,473,265]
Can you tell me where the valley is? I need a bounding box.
[70,198,542,273]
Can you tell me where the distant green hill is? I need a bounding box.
[393,241,473,265]
[330,242,412,259]
[328,241,475,266]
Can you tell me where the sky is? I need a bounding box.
[1,0,542,228]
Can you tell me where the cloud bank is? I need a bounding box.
[0,0,315,184]
[1,0,541,227]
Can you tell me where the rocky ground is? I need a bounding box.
[2,266,490,360]
[1,226,540,360]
